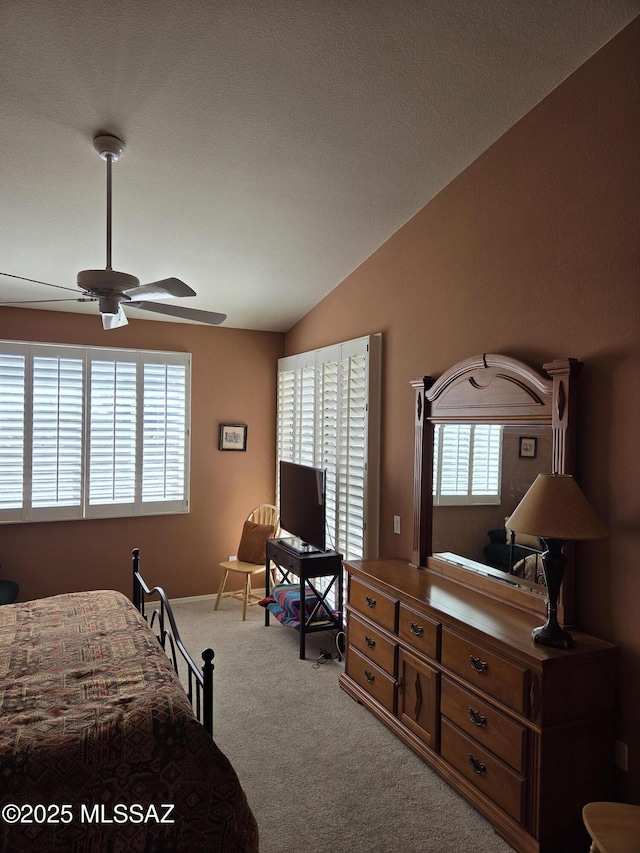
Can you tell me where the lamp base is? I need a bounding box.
[531,622,574,649]
[531,538,574,649]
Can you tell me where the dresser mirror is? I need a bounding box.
[411,354,582,622]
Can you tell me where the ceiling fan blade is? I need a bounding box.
[102,304,128,330]
[128,301,226,325]
[0,298,89,305]
[0,271,80,294]
[124,278,196,300]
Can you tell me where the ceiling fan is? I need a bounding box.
[0,134,226,330]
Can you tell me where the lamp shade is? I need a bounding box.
[506,474,607,541]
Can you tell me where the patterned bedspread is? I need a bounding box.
[0,590,258,852]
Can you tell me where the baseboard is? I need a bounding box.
[167,592,216,605]
[167,590,267,605]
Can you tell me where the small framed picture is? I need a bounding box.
[519,436,537,459]
[219,423,248,452]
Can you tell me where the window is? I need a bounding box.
[0,341,190,523]
[276,334,381,561]
[432,423,502,505]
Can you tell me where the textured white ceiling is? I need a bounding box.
[1,1,638,331]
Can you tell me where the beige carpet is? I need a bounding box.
[170,594,514,853]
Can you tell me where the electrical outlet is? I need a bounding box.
[614,739,628,771]
[393,515,401,534]
[228,555,237,562]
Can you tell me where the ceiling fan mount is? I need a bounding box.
[0,132,227,329]
[93,133,125,162]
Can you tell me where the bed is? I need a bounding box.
[0,549,258,852]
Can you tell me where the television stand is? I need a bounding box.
[265,538,344,659]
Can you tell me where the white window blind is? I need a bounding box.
[31,353,84,516]
[0,347,26,514]
[141,358,188,506]
[89,355,137,506]
[0,340,190,524]
[276,334,381,561]
[433,423,502,505]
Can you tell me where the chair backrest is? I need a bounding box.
[247,503,280,537]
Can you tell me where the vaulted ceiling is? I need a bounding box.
[1,1,638,331]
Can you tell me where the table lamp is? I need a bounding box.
[506,473,607,648]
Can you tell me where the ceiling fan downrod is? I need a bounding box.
[93,135,125,272]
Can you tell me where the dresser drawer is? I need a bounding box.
[349,578,397,633]
[441,677,526,773]
[398,603,439,660]
[440,718,526,823]
[441,629,528,714]
[346,646,396,713]
[348,613,396,676]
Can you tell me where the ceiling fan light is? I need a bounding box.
[102,304,128,330]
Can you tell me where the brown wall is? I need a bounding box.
[0,306,284,601]
[286,20,640,800]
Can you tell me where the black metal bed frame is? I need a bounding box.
[132,547,214,735]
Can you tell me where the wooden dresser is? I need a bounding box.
[339,558,617,853]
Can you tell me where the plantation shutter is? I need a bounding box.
[276,334,381,561]
[297,364,316,467]
[0,341,190,523]
[436,424,472,499]
[471,424,502,498]
[334,344,367,559]
[31,350,84,520]
[0,346,26,518]
[276,369,296,464]
[318,359,339,556]
[433,423,502,506]
[88,353,137,510]
[140,354,189,511]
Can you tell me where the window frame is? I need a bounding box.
[432,422,503,506]
[0,340,191,524]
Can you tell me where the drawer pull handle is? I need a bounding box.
[365,596,376,608]
[365,636,376,649]
[410,622,424,636]
[364,669,375,683]
[469,655,488,673]
[469,708,487,727]
[468,755,487,774]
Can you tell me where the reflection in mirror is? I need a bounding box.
[431,424,552,591]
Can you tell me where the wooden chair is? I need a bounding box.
[582,802,640,853]
[214,504,280,621]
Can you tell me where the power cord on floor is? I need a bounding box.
[335,631,345,661]
[312,631,346,669]
[313,650,333,668]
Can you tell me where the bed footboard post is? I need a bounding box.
[132,548,141,612]
[202,648,214,735]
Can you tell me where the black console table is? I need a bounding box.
[265,539,344,659]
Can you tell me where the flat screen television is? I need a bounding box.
[279,461,326,553]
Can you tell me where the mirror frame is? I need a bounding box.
[410,354,582,622]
